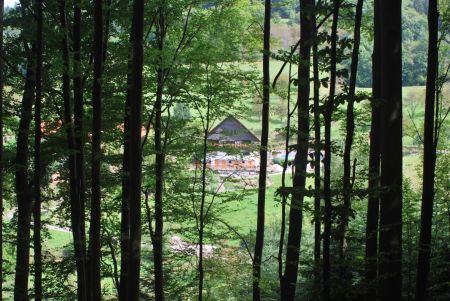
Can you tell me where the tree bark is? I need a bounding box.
[88,0,104,299]
[339,0,363,295]
[281,0,313,300]
[127,0,145,299]
[278,58,293,291]
[13,57,35,301]
[72,0,86,262]
[312,13,321,297]
[365,2,381,300]
[323,2,340,300]
[119,50,132,301]
[33,0,43,299]
[153,4,166,301]
[58,1,88,299]
[415,0,438,300]
[198,91,211,301]
[253,0,270,300]
[378,1,403,300]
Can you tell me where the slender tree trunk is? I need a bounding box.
[13,59,35,301]
[281,1,313,300]
[119,53,133,301]
[378,1,403,300]
[88,0,104,299]
[278,59,293,290]
[72,0,86,261]
[253,0,270,300]
[312,13,321,297]
[339,0,363,295]
[58,1,88,299]
[127,0,145,299]
[415,1,438,300]
[0,0,4,298]
[198,92,211,301]
[33,0,43,299]
[323,2,340,300]
[153,4,166,300]
[365,2,381,300]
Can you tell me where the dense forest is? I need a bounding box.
[0,0,449,300]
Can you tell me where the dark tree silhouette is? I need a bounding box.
[415,0,439,300]
[119,53,132,301]
[88,0,104,299]
[13,49,35,301]
[33,0,43,299]
[119,9,135,301]
[72,0,86,264]
[340,0,363,294]
[323,1,340,300]
[253,0,270,300]
[59,0,88,299]
[282,0,313,300]
[378,1,403,300]
[312,13,321,296]
[127,0,145,299]
[153,4,166,301]
[365,1,381,300]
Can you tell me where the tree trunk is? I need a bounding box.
[119,51,132,301]
[198,92,211,301]
[365,1,381,300]
[281,0,313,300]
[127,0,145,299]
[153,5,166,301]
[0,0,4,298]
[340,0,363,295]
[415,0,438,300]
[33,0,43,299]
[278,58,293,291]
[58,1,88,299]
[323,2,340,300]
[378,1,403,300]
[72,0,86,262]
[253,0,270,300]
[88,0,104,299]
[312,15,321,297]
[13,58,35,301]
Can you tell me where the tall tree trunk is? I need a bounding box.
[323,1,340,300]
[198,92,211,301]
[13,58,35,301]
[58,1,88,299]
[365,1,381,300]
[33,0,43,299]
[339,0,363,295]
[0,0,4,298]
[119,50,132,301]
[127,0,145,299]
[153,4,166,301]
[72,0,86,261]
[312,14,321,297]
[281,0,313,300]
[378,1,403,300]
[88,0,104,299]
[278,58,293,291]
[415,0,438,300]
[253,0,270,300]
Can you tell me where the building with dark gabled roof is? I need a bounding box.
[207,116,260,144]
[199,116,261,172]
